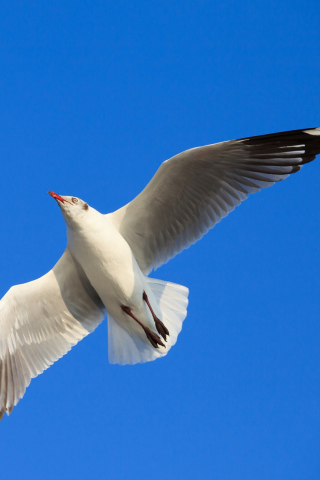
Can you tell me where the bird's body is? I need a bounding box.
[67,208,158,333]
[1,126,320,419]
[69,210,141,311]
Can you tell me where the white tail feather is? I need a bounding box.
[108,278,189,365]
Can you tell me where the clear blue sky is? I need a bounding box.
[1,1,319,479]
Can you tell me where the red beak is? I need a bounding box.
[48,191,71,204]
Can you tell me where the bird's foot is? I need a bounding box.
[143,291,170,341]
[154,318,169,342]
[121,304,165,349]
[144,327,166,349]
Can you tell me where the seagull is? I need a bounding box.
[1,127,320,419]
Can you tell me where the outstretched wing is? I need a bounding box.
[0,249,106,419]
[109,128,320,274]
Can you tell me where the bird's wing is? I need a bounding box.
[109,128,320,274]
[0,249,106,419]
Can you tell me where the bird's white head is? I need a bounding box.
[48,191,90,228]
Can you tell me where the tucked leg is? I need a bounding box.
[121,305,165,349]
[143,291,170,341]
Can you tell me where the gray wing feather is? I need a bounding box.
[0,249,105,419]
[109,128,320,274]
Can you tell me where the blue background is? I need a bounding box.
[1,1,319,479]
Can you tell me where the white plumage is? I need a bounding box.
[1,127,320,419]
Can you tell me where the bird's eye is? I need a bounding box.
[72,197,79,204]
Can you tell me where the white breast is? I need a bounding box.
[66,214,145,315]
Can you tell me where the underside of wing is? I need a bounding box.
[0,249,106,419]
[109,128,320,274]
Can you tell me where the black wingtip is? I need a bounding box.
[238,127,320,168]
[240,127,320,143]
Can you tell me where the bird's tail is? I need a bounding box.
[107,278,189,365]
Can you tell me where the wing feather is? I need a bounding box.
[0,249,105,419]
[109,128,320,274]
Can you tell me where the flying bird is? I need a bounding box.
[1,127,320,419]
